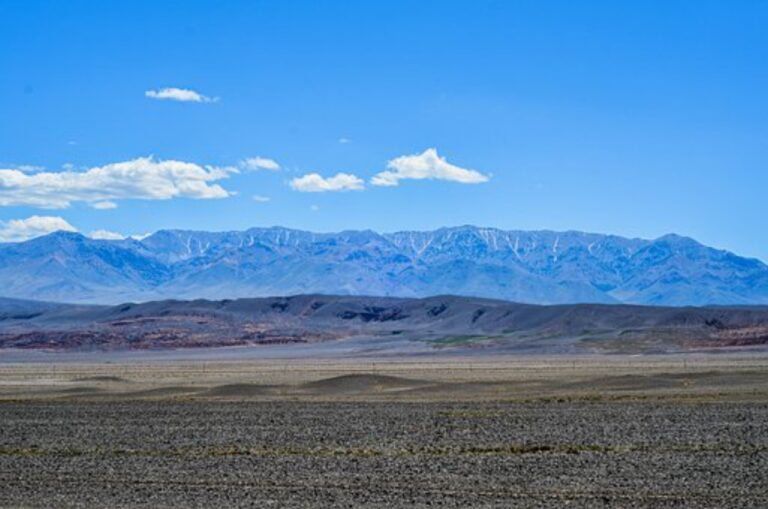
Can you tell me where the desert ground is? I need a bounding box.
[1,353,768,507]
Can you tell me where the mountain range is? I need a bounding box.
[2,294,768,354]
[0,225,766,306]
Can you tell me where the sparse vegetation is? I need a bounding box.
[429,334,491,346]
[1,357,767,507]
[1,399,767,507]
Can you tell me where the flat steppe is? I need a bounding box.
[1,354,767,507]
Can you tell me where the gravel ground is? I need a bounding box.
[1,400,767,508]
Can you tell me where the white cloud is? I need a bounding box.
[145,87,217,103]
[310,204,320,211]
[0,217,135,243]
[252,195,271,203]
[338,137,351,144]
[89,229,126,240]
[240,157,280,171]
[371,148,490,187]
[0,156,233,209]
[0,215,78,242]
[289,172,365,192]
[91,201,118,210]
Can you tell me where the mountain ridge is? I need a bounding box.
[1,225,766,306]
[2,294,768,354]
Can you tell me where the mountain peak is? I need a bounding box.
[31,231,88,244]
[655,233,701,245]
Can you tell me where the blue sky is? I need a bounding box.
[0,1,766,259]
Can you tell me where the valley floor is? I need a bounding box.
[1,354,767,507]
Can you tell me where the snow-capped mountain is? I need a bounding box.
[1,226,766,306]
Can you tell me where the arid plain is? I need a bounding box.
[2,353,768,507]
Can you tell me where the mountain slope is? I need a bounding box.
[0,226,766,306]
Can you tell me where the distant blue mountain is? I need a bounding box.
[0,226,766,306]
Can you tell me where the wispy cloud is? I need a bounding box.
[16,164,45,173]
[89,229,126,240]
[145,87,218,103]
[241,157,280,171]
[0,157,233,209]
[290,172,365,192]
[338,137,351,144]
[252,195,271,203]
[0,163,46,173]
[91,201,118,210]
[0,215,77,242]
[371,148,490,187]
